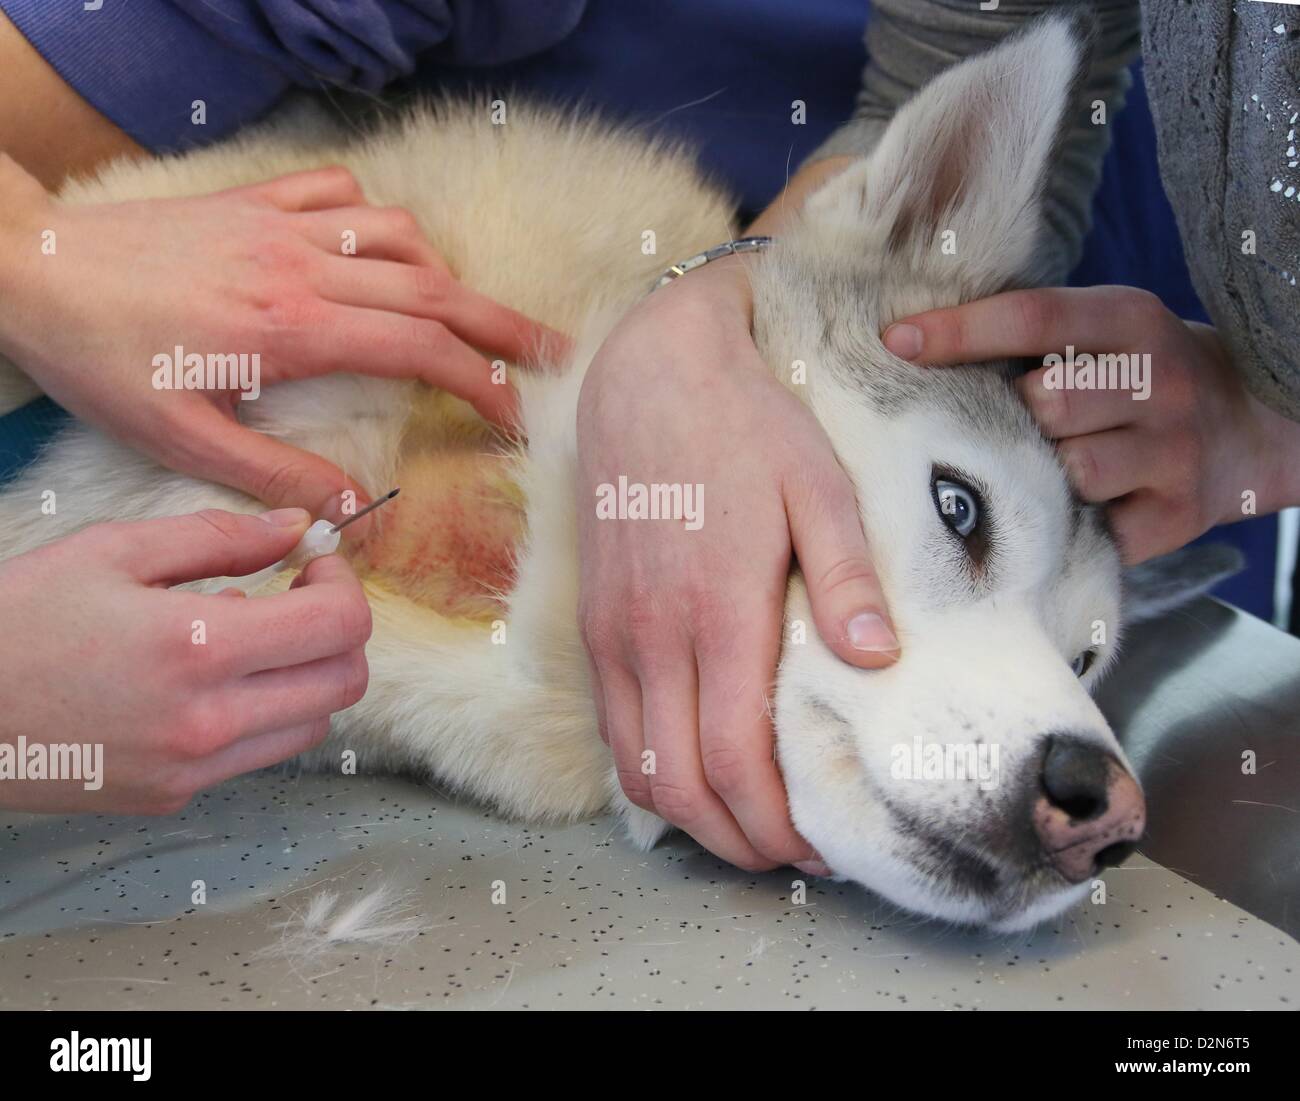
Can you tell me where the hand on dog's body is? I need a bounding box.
[0,155,560,534]
[0,508,371,814]
[884,286,1300,563]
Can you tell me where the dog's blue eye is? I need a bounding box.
[1071,650,1096,678]
[934,479,977,537]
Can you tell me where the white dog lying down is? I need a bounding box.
[0,17,1237,931]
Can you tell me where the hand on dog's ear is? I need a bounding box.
[801,13,1092,305]
[1122,543,1246,626]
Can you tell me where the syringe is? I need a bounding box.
[241,488,400,588]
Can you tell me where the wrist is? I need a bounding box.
[657,250,755,326]
[667,155,854,328]
[0,153,48,253]
[649,156,857,329]
[1255,398,1300,513]
[0,155,50,315]
[0,159,59,374]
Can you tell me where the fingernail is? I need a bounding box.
[883,323,923,359]
[258,507,310,528]
[795,860,832,877]
[847,611,900,652]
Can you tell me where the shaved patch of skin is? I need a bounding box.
[349,445,524,622]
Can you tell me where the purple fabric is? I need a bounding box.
[0,0,585,151]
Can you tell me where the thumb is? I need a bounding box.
[118,508,312,586]
[785,464,900,669]
[167,411,377,539]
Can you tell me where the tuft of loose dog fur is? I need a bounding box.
[262,884,424,962]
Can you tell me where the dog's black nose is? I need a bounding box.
[1042,737,1111,819]
[1032,736,1145,883]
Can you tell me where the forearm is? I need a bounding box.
[745,155,853,238]
[0,9,142,190]
[1,0,588,173]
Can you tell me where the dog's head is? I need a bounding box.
[749,16,1224,931]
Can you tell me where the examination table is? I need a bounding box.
[1,599,1296,1010]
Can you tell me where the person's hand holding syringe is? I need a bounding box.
[241,488,400,590]
[0,502,387,815]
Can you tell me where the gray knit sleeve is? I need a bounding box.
[806,0,1142,283]
[1141,2,1300,421]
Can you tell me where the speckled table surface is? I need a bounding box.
[1,599,1297,1011]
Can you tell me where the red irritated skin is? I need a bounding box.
[350,448,524,621]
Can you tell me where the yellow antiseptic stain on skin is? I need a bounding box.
[345,391,526,623]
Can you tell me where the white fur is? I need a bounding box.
[264,884,424,960]
[0,19,1138,931]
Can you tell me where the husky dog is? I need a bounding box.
[0,17,1233,931]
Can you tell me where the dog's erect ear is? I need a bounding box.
[802,13,1089,304]
[1122,544,1246,626]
